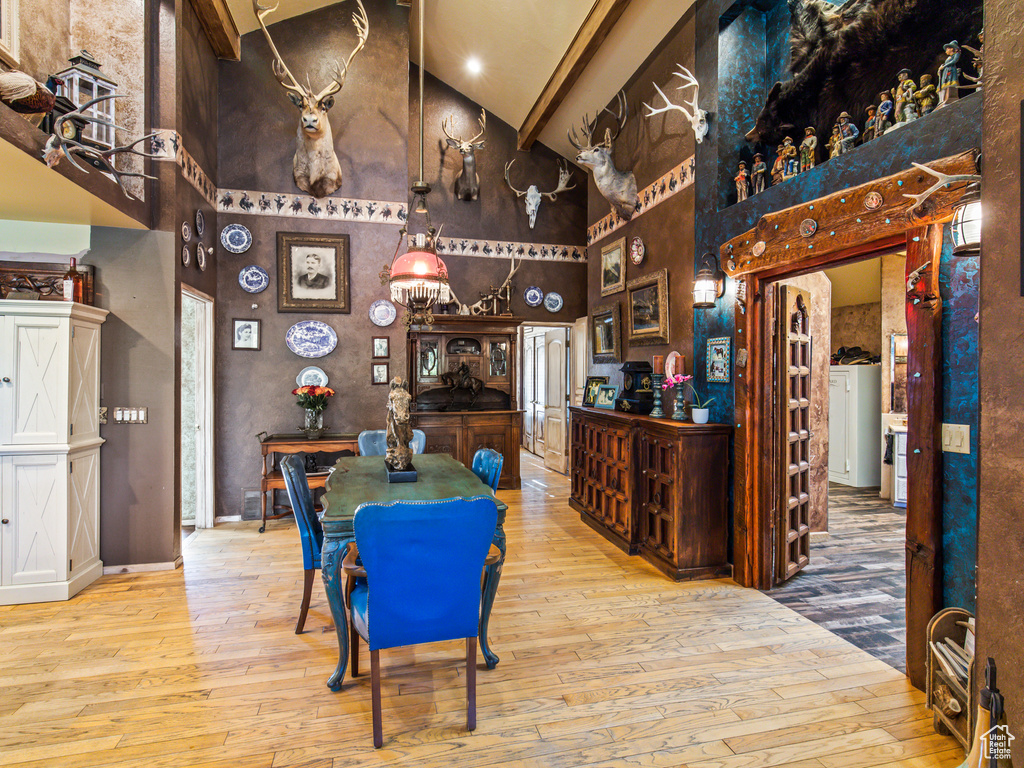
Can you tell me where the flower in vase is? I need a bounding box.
[292,385,336,411]
[662,373,693,390]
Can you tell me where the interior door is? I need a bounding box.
[543,328,568,473]
[533,337,546,457]
[775,284,812,582]
[571,316,587,406]
[522,335,535,452]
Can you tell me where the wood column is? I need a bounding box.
[903,224,945,689]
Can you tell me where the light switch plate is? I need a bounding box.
[113,407,149,424]
[941,423,970,454]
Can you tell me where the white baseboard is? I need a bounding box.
[103,558,182,575]
[215,515,242,523]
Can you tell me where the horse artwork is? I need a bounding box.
[439,363,484,410]
[385,377,414,472]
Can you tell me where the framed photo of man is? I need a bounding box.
[232,319,260,350]
[277,232,350,313]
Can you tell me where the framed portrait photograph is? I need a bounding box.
[372,336,389,359]
[582,375,609,407]
[590,303,621,365]
[600,238,626,297]
[371,361,390,385]
[594,384,618,410]
[706,336,732,383]
[232,318,260,350]
[277,232,350,313]
[626,268,669,345]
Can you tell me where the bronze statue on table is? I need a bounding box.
[385,377,413,471]
[439,362,484,409]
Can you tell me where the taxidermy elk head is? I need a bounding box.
[568,91,639,221]
[442,109,486,201]
[252,0,369,199]
[504,158,576,229]
[642,65,708,144]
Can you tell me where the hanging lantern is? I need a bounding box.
[385,226,450,324]
[950,182,981,256]
[693,253,724,309]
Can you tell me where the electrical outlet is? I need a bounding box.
[941,423,970,454]
[113,407,149,424]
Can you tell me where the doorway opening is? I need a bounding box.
[519,324,572,474]
[181,287,215,541]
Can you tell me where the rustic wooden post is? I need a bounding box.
[903,223,945,689]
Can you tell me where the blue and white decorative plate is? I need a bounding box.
[544,291,563,312]
[195,210,205,236]
[238,265,269,293]
[221,224,252,254]
[286,321,338,358]
[296,366,329,387]
[523,286,544,307]
[369,299,397,327]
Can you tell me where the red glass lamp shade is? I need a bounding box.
[388,244,450,308]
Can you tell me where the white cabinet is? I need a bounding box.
[828,365,881,487]
[0,301,106,604]
[891,428,908,508]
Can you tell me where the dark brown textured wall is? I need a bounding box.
[978,0,1024,748]
[586,12,697,387]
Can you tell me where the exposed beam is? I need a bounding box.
[516,0,631,151]
[189,0,241,61]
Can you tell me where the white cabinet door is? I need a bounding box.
[1,454,65,586]
[5,315,69,446]
[68,449,100,575]
[69,320,102,446]
[828,371,849,483]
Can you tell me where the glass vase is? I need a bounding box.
[671,384,688,422]
[303,408,325,439]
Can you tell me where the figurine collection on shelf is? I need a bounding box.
[731,30,981,205]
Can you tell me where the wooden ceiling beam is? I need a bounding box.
[516,0,631,151]
[189,0,241,61]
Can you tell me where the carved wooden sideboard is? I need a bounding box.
[408,316,523,489]
[569,406,733,581]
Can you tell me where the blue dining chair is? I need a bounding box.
[343,496,498,748]
[357,429,426,456]
[471,448,503,492]
[280,455,324,634]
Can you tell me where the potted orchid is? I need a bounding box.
[292,385,335,438]
[661,374,715,423]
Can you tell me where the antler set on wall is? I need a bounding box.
[504,159,575,229]
[642,65,709,144]
[568,90,628,152]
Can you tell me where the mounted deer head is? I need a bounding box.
[642,65,709,144]
[504,158,576,229]
[568,91,639,221]
[253,0,369,198]
[442,108,486,201]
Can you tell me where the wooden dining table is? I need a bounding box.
[318,453,508,691]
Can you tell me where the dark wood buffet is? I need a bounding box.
[569,406,733,581]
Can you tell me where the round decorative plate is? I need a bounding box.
[369,299,397,327]
[296,366,329,387]
[286,321,338,359]
[181,244,191,267]
[665,350,681,379]
[543,292,563,312]
[196,242,207,272]
[195,210,205,236]
[238,265,269,293]
[221,224,252,254]
[181,222,191,242]
[523,286,544,307]
[629,236,645,265]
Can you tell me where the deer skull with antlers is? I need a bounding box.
[253,0,368,198]
[504,158,576,229]
[642,65,709,144]
[568,91,639,221]
[442,109,486,201]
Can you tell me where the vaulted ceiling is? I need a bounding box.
[223,0,696,160]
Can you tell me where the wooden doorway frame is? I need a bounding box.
[720,150,978,687]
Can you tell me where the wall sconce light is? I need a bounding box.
[950,181,981,256]
[693,253,724,309]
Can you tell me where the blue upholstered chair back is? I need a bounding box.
[352,496,497,651]
[280,455,324,570]
[471,448,503,492]
[358,429,426,456]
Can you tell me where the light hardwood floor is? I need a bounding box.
[0,452,962,767]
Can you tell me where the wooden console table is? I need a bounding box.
[259,433,359,532]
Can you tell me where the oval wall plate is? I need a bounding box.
[221,224,252,254]
[238,265,269,293]
[181,222,191,242]
[286,321,338,358]
[369,299,397,327]
[296,366,329,387]
[181,244,191,267]
[195,209,205,236]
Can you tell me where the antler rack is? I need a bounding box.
[568,90,628,150]
[903,162,980,214]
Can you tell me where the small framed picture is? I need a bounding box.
[600,238,625,296]
[232,319,260,350]
[583,376,609,407]
[594,384,618,410]
[372,336,389,359]
[707,336,732,383]
[627,268,669,345]
[371,361,390,385]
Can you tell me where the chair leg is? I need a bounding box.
[350,623,360,677]
[467,636,477,732]
[371,649,383,749]
[295,569,314,634]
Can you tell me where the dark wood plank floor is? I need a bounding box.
[765,484,907,672]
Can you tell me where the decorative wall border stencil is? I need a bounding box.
[586,155,696,245]
[150,130,218,207]
[436,237,584,263]
[217,188,408,225]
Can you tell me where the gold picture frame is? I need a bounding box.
[590,303,621,364]
[277,231,351,313]
[600,237,626,296]
[626,268,669,345]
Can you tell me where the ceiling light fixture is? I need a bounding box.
[466,57,482,75]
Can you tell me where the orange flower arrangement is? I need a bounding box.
[292,385,336,411]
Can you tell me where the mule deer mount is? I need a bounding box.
[252,0,369,199]
[642,65,709,144]
[442,109,486,201]
[503,158,576,229]
[568,90,639,221]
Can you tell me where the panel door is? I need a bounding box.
[1,454,65,586]
[638,432,675,562]
[68,319,101,446]
[4,315,69,445]
[775,285,812,582]
[67,449,100,575]
[543,328,568,474]
[533,339,546,455]
[571,317,587,407]
[522,336,535,452]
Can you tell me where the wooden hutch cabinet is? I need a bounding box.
[569,406,732,581]
[407,316,522,489]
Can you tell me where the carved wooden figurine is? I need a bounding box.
[874,91,894,137]
[835,112,859,154]
[734,161,750,202]
[385,377,413,471]
[780,137,799,179]
[938,40,961,107]
[828,126,841,159]
[751,153,768,194]
[771,145,787,185]
[894,69,918,123]
[862,106,877,142]
[914,74,939,115]
[799,127,817,172]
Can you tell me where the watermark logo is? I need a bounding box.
[983,724,1015,761]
